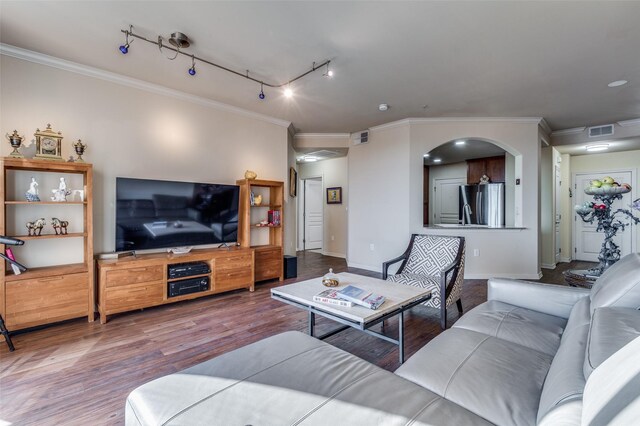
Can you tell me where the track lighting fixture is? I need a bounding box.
[323,63,334,78]
[188,55,196,76]
[119,25,134,54]
[119,26,332,101]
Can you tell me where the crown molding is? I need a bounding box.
[538,118,552,135]
[294,133,350,139]
[370,117,545,132]
[550,127,586,136]
[617,118,640,127]
[0,43,291,128]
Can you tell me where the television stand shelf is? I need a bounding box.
[96,246,254,324]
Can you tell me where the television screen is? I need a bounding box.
[115,177,239,252]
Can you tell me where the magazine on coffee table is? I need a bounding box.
[313,289,353,307]
[337,285,386,310]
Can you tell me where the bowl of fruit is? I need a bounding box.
[585,177,631,195]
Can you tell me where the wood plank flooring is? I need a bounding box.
[0,252,594,425]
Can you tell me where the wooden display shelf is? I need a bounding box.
[2,157,93,173]
[4,263,88,282]
[10,232,87,241]
[251,244,281,250]
[5,201,87,205]
[250,204,282,208]
[166,272,211,283]
[252,224,282,228]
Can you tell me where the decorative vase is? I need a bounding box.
[73,139,87,163]
[6,130,24,158]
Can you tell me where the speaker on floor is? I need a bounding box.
[283,255,297,279]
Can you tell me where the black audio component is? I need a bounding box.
[168,277,210,298]
[168,261,211,279]
[284,255,297,279]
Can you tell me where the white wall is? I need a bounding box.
[540,146,561,268]
[0,55,291,263]
[348,124,411,271]
[298,156,348,258]
[348,118,541,279]
[560,154,572,262]
[569,150,640,254]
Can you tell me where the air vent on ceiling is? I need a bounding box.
[352,130,369,145]
[588,124,614,138]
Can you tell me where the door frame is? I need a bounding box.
[572,168,637,261]
[298,175,323,251]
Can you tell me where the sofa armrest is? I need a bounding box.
[488,278,590,319]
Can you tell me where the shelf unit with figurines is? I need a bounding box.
[0,157,94,331]
[236,178,284,282]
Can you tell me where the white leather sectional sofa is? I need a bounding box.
[126,253,640,425]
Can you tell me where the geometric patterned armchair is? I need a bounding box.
[382,234,466,329]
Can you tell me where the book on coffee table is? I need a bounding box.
[337,285,386,310]
[313,289,353,307]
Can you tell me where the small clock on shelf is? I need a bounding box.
[34,124,64,161]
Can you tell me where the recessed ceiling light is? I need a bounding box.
[378,103,389,111]
[455,140,466,145]
[423,154,430,158]
[608,80,628,88]
[586,144,610,152]
[433,158,442,163]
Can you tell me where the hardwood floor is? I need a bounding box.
[0,252,594,425]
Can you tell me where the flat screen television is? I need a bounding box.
[115,177,240,252]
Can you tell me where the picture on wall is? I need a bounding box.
[289,167,297,197]
[326,187,342,204]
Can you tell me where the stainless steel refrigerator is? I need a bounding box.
[459,184,505,227]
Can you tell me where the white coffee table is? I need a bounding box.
[271,272,431,363]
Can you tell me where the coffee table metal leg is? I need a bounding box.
[398,311,404,363]
[308,311,315,337]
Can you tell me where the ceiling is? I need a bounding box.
[554,136,640,156]
[1,1,640,133]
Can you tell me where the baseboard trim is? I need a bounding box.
[321,251,346,259]
[541,263,557,270]
[463,272,543,280]
[559,256,572,263]
[346,262,381,273]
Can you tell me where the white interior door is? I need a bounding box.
[304,178,323,250]
[574,171,633,262]
[435,178,466,224]
[555,164,562,263]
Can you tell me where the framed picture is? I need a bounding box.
[289,167,297,197]
[326,187,342,204]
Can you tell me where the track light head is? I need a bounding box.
[284,87,293,98]
[119,25,134,54]
[258,83,266,100]
[188,55,196,76]
[323,62,334,78]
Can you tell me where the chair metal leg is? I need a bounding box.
[456,299,463,316]
[0,314,15,352]
[440,306,447,330]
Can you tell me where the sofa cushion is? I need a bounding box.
[537,296,591,424]
[582,336,640,425]
[126,331,491,426]
[583,307,640,379]
[452,300,567,356]
[395,327,553,426]
[590,252,640,314]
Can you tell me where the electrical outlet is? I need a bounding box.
[369,243,375,251]
[473,249,480,257]
[331,235,335,241]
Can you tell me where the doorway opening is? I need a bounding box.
[298,177,323,252]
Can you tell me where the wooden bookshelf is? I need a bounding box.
[1,158,94,331]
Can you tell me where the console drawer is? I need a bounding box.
[5,272,89,329]
[105,265,163,288]
[105,281,164,313]
[215,253,253,270]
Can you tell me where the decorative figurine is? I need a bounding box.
[67,156,75,163]
[26,218,46,236]
[479,174,491,184]
[254,194,263,206]
[322,268,340,287]
[244,170,257,180]
[73,139,87,162]
[51,177,72,202]
[51,218,69,235]
[250,191,255,206]
[25,177,40,202]
[5,130,25,158]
